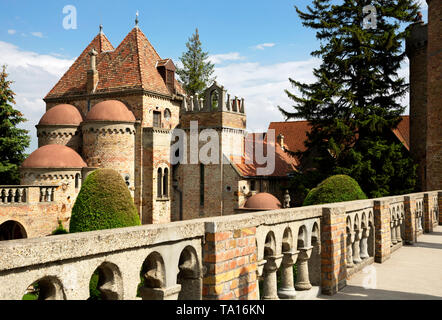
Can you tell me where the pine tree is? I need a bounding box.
[0,65,30,185]
[279,0,419,198]
[176,28,215,96]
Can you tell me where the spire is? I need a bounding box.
[135,10,139,28]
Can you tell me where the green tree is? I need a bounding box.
[279,0,419,198]
[0,65,30,184]
[176,28,215,96]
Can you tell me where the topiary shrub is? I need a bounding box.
[303,174,367,206]
[69,168,141,233]
[51,220,68,235]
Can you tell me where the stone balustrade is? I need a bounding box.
[0,190,440,300]
[0,186,57,204]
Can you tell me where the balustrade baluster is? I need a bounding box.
[262,255,282,300]
[352,230,362,264]
[346,231,354,268]
[360,227,370,259]
[277,251,298,299]
[295,247,313,291]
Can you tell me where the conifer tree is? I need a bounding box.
[0,65,30,184]
[279,0,420,198]
[176,28,215,96]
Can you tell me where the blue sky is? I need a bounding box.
[0,0,429,153]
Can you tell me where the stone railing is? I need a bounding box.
[0,186,58,204]
[0,190,440,300]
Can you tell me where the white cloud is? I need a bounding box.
[7,29,16,35]
[214,58,321,132]
[30,32,43,38]
[208,52,245,64]
[253,43,276,50]
[0,41,74,153]
[416,0,428,9]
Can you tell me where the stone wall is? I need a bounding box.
[37,125,82,154]
[0,190,440,300]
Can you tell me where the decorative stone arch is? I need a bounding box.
[296,225,308,250]
[177,245,201,300]
[0,220,27,241]
[353,214,360,232]
[88,261,123,300]
[24,276,66,300]
[361,212,368,230]
[308,221,321,286]
[138,251,166,300]
[281,227,293,253]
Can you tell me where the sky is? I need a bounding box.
[0,0,429,153]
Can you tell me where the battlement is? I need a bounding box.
[181,82,245,115]
[406,22,428,56]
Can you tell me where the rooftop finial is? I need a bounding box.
[135,10,139,27]
[99,24,103,34]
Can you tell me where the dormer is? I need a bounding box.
[157,59,176,94]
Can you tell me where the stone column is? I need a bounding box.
[396,218,403,243]
[352,229,362,264]
[262,255,282,300]
[360,227,370,259]
[295,247,313,291]
[346,231,354,268]
[277,251,299,299]
[390,219,397,246]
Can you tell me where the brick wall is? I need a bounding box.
[426,0,442,191]
[203,225,258,300]
[373,199,391,263]
[320,206,347,295]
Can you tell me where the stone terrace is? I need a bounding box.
[0,190,440,300]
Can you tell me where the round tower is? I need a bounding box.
[426,0,442,191]
[82,100,136,190]
[20,144,87,203]
[36,104,83,153]
[406,21,428,191]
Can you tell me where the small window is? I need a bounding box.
[250,180,256,191]
[153,111,161,128]
[200,164,204,206]
[164,109,171,121]
[163,168,169,197]
[157,168,162,198]
[211,90,219,110]
[75,174,81,189]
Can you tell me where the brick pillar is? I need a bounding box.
[320,206,347,295]
[439,192,442,225]
[404,196,417,244]
[202,223,258,300]
[406,22,428,191]
[423,193,434,233]
[426,0,442,191]
[374,200,391,263]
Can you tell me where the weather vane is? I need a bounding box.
[135,10,139,27]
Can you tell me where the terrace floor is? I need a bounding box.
[316,225,442,300]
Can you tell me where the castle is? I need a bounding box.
[0,2,440,239]
[14,22,297,233]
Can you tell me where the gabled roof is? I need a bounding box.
[45,28,184,99]
[268,116,410,154]
[230,133,298,178]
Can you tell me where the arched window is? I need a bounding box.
[75,174,81,189]
[211,90,219,110]
[157,168,162,198]
[163,168,169,198]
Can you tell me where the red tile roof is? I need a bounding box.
[45,28,184,99]
[268,116,410,153]
[230,133,298,177]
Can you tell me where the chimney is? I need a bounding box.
[87,49,99,93]
[277,134,285,150]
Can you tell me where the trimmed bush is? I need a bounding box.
[51,220,68,235]
[69,168,140,233]
[303,174,367,206]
